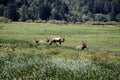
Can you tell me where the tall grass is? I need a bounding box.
[0,53,119,80]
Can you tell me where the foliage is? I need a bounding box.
[0,53,119,80]
[0,17,12,23]
[94,14,107,22]
[116,13,120,22]
[34,19,42,23]
[25,19,33,23]
[48,20,68,24]
[0,0,120,22]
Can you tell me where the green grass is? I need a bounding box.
[0,22,120,79]
[0,23,120,55]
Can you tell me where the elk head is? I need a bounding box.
[34,38,39,44]
[81,41,87,50]
[61,37,65,42]
[76,41,88,50]
[46,37,50,42]
[60,36,65,42]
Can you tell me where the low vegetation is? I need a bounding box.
[0,17,12,23]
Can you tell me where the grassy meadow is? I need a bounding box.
[0,22,120,79]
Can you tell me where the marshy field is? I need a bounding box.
[0,22,120,80]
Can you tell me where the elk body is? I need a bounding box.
[76,41,87,50]
[48,37,65,45]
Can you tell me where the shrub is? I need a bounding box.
[0,17,12,23]
[47,20,56,24]
[34,19,42,23]
[86,21,119,25]
[116,14,120,22]
[94,14,107,22]
[41,20,47,23]
[25,19,33,23]
[82,15,89,22]
[75,22,83,24]
[48,20,68,24]
[105,21,119,25]
[90,21,105,25]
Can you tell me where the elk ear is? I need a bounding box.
[62,36,65,41]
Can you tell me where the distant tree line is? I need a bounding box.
[0,0,120,22]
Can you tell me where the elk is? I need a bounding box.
[76,41,88,50]
[11,45,17,51]
[34,38,49,45]
[48,37,65,45]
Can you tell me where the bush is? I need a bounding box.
[34,19,42,23]
[47,20,56,24]
[25,19,33,23]
[75,22,83,24]
[94,14,107,22]
[48,20,68,24]
[89,21,105,25]
[41,20,47,23]
[86,21,119,25]
[105,21,119,25]
[116,14,120,22]
[0,17,12,23]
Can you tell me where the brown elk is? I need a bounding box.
[11,45,17,51]
[34,38,49,45]
[48,37,65,45]
[76,41,88,50]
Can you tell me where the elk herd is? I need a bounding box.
[1,37,88,53]
[34,37,88,50]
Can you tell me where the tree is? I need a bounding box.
[0,0,120,22]
[81,6,88,14]
[0,0,14,5]
[116,14,120,22]
[94,14,106,22]
[103,0,111,14]
[40,5,51,20]
[0,4,4,16]
[82,14,89,22]
[3,3,19,21]
[109,11,116,21]
[59,3,69,20]
[51,8,60,20]
[19,4,28,21]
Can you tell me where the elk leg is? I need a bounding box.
[50,41,53,45]
[59,41,61,45]
[81,47,84,50]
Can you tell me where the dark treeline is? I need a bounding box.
[0,0,120,22]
